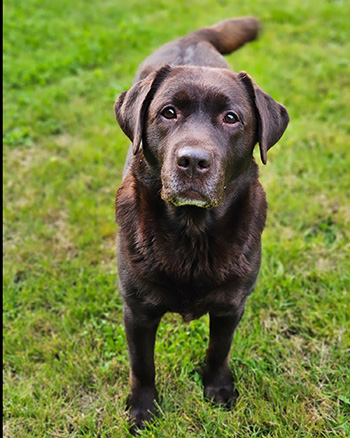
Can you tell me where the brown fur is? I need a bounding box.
[114,17,289,434]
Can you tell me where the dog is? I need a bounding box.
[114,17,289,434]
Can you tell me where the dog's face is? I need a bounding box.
[115,66,289,208]
[146,67,257,208]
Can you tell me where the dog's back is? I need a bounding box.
[135,17,260,81]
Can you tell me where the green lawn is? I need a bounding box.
[3,0,350,436]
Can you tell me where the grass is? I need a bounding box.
[3,0,350,436]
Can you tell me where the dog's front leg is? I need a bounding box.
[203,309,244,408]
[123,304,161,434]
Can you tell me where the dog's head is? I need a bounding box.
[114,65,289,208]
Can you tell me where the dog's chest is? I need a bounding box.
[127,213,254,295]
[134,227,216,288]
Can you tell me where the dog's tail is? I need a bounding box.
[187,17,260,55]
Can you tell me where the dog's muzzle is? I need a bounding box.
[161,146,224,208]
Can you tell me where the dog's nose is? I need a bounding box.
[176,147,212,176]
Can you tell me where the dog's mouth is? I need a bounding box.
[161,188,220,209]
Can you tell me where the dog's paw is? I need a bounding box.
[127,388,159,435]
[204,383,239,408]
[203,368,239,409]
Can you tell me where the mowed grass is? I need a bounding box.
[3,0,350,436]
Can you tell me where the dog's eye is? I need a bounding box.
[161,107,177,119]
[223,112,239,124]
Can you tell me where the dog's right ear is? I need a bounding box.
[114,65,172,155]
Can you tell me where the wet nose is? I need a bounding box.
[176,147,212,176]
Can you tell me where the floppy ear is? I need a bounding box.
[238,71,289,164]
[114,65,172,155]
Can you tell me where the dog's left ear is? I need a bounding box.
[114,65,172,155]
[238,71,289,164]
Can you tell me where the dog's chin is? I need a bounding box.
[161,189,219,209]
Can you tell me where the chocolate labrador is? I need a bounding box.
[114,17,289,434]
